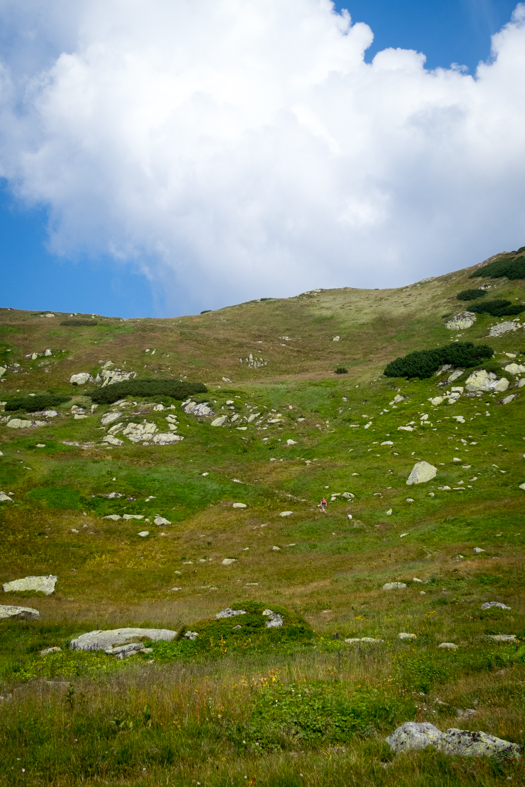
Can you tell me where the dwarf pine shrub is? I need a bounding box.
[384,342,494,379]
[470,255,525,280]
[89,379,207,404]
[5,394,70,412]
[469,299,525,317]
[335,367,348,374]
[457,289,487,301]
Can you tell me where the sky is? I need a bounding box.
[0,0,524,318]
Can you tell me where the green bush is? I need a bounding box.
[457,289,487,301]
[89,379,207,405]
[471,256,525,280]
[335,367,348,374]
[384,342,494,380]
[60,319,98,326]
[469,299,525,317]
[5,394,70,413]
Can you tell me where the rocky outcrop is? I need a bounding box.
[2,575,57,595]
[69,627,177,651]
[406,461,437,485]
[7,418,46,429]
[465,370,508,392]
[445,312,476,330]
[489,321,521,337]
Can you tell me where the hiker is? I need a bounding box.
[320,497,327,512]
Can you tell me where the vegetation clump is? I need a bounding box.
[60,319,98,326]
[5,394,70,412]
[335,367,348,374]
[470,256,525,280]
[469,299,525,317]
[90,379,207,405]
[456,289,487,301]
[384,342,494,379]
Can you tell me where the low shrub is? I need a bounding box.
[335,367,348,374]
[5,394,70,413]
[457,289,487,301]
[151,602,314,662]
[469,299,525,317]
[384,342,494,379]
[60,319,98,326]
[89,379,207,405]
[471,256,525,280]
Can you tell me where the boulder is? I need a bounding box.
[70,373,93,385]
[386,722,521,759]
[439,728,521,759]
[431,396,444,406]
[101,412,122,426]
[7,418,46,429]
[494,378,509,392]
[398,426,414,432]
[222,558,237,565]
[504,363,525,375]
[70,627,177,651]
[151,432,184,445]
[481,601,511,610]
[216,608,247,619]
[211,415,228,427]
[465,370,498,392]
[383,582,407,590]
[2,575,57,596]
[0,492,13,502]
[502,394,517,404]
[183,401,214,418]
[232,503,247,509]
[489,321,520,337]
[406,461,437,485]
[386,722,442,753]
[154,515,171,526]
[445,312,476,330]
[439,642,458,649]
[0,604,39,620]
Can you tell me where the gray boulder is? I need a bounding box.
[2,575,57,595]
[216,608,247,619]
[0,604,39,620]
[445,312,476,331]
[481,602,511,610]
[406,461,437,485]
[70,373,94,385]
[386,722,442,753]
[439,728,521,758]
[489,321,520,337]
[263,609,283,628]
[69,627,177,651]
[383,582,407,590]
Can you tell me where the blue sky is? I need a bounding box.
[0,0,522,318]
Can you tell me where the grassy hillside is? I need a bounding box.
[1,250,524,786]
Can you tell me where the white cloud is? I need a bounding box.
[0,0,525,312]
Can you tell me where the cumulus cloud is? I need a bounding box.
[0,0,525,312]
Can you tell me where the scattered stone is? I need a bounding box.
[107,642,148,659]
[489,320,520,337]
[286,439,297,446]
[0,492,13,502]
[263,609,283,628]
[184,631,199,641]
[232,503,247,509]
[123,514,144,520]
[398,633,417,640]
[391,394,406,404]
[183,401,214,418]
[345,637,383,644]
[2,575,57,595]
[211,415,228,427]
[381,440,393,446]
[473,547,485,554]
[448,369,464,383]
[386,722,442,753]
[102,514,121,521]
[481,602,511,610]
[215,608,246,619]
[383,582,407,590]
[152,433,184,444]
[0,604,39,620]
[7,418,46,429]
[271,545,281,551]
[486,634,517,642]
[101,412,122,426]
[386,722,521,759]
[502,394,517,404]
[439,642,458,649]
[445,312,476,331]
[520,483,525,492]
[102,435,123,446]
[154,515,171,526]
[398,426,414,432]
[494,378,510,392]
[70,628,176,651]
[279,511,293,517]
[431,396,444,406]
[222,558,237,565]
[386,508,392,515]
[137,531,149,537]
[332,335,341,341]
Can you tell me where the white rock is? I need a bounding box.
[383,582,407,590]
[279,511,293,517]
[332,335,341,341]
[494,377,509,392]
[137,531,149,537]
[447,369,464,383]
[0,492,13,502]
[381,440,393,446]
[271,545,281,551]
[392,394,406,404]
[123,514,144,520]
[439,728,522,759]
[99,368,136,386]
[215,608,246,619]
[122,422,158,442]
[473,547,485,553]
[184,631,199,641]
[406,461,437,485]
[102,435,123,446]
[232,503,247,509]
[445,312,476,330]
[40,646,61,656]
[286,439,297,446]
[2,575,57,595]
[519,378,525,388]
[439,642,458,649]
[386,508,392,515]
[0,367,6,378]
[431,396,444,406]
[504,363,525,375]
[398,426,414,432]
[263,609,283,628]
[152,432,184,444]
[489,320,520,337]
[481,601,511,610]
[154,515,171,526]
[70,628,176,651]
[386,722,442,753]
[519,483,525,492]
[102,514,121,521]
[70,373,93,385]
[465,370,498,392]
[487,634,517,642]
[211,415,228,427]
[7,418,45,429]
[502,394,517,404]
[222,558,237,565]
[101,412,122,426]
[0,604,39,620]
[398,633,417,640]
